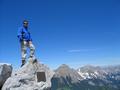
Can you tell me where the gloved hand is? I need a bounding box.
[18,36,23,42]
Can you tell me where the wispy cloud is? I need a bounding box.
[67,48,99,53]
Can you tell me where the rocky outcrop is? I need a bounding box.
[2,58,54,90]
[0,63,12,89]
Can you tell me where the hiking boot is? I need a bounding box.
[21,60,26,67]
[33,58,37,63]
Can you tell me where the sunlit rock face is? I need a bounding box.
[0,63,12,89]
[2,58,54,90]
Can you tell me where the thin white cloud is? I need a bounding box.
[68,49,82,53]
[67,48,99,53]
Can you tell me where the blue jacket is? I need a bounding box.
[17,27,32,42]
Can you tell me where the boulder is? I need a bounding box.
[2,58,54,90]
[0,63,12,89]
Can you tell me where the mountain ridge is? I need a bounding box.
[1,61,120,90]
[51,64,120,90]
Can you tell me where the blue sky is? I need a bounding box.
[0,0,120,69]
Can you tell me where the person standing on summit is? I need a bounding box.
[17,20,36,67]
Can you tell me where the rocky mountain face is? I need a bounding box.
[2,58,54,90]
[77,65,120,90]
[51,64,120,90]
[0,63,12,89]
[51,64,82,90]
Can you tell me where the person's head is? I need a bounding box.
[23,20,28,28]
